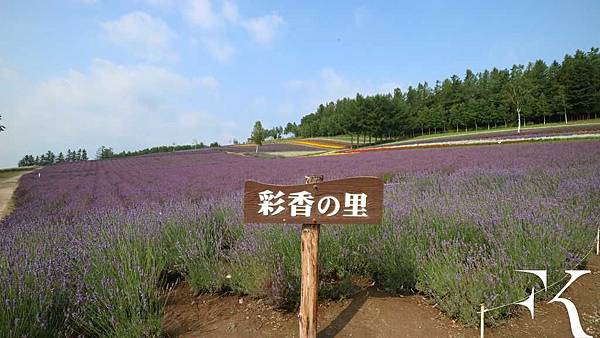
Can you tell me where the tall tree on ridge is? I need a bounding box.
[284,122,298,137]
[250,121,266,153]
[561,50,596,120]
[504,65,532,133]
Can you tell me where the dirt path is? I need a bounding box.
[163,255,600,337]
[0,171,30,219]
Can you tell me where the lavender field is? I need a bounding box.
[1,141,600,336]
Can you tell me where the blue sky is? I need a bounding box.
[1,0,599,167]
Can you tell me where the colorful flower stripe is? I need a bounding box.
[291,140,347,149]
[350,133,600,153]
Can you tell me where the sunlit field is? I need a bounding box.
[1,141,599,336]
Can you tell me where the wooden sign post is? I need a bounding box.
[299,175,323,338]
[244,175,384,338]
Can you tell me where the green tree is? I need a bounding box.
[561,50,596,120]
[286,46,599,140]
[524,60,551,124]
[18,155,36,167]
[504,65,532,133]
[284,122,298,137]
[250,121,266,153]
[44,151,56,165]
[96,146,114,160]
[547,61,569,124]
[390,88,407,138]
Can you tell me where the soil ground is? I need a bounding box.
[0,170,31,219]
[163,255,600,337]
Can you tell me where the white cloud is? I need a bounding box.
[287,68,402,97]
[320,68,348,93]
[184,0,240,28]
[196,75,219,89]
[0,66,18,81]
[282,68,355,119]
[96,1,286,66]
[184,0,220,29]
[282,68,403,119]
[242,13,285,45]
[180,1,284,61]
[137,0,175,7]
[74,0,97,4]
[101,12,177,62]
[201,37,234,62]
[285,68,356,99]
[221,0,239,23]
[182,0,239,63]
[25,60,195,134]
[0,60,225,167]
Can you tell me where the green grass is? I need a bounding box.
[266,137,302,144]
[300,118,600,147]
[0,167,37,180]
[0,166,38,173]
[306,135,360,144]
[381,118,600,146]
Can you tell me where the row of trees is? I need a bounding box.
[18,148,88,167]
[249,123,300,146]
[265,126,285,139]
[250,125,290,140]
[17,142,223,165]
[284,123,299,137]
[250,121,299,152]
[95,142,221,160]
[290,48,600,141]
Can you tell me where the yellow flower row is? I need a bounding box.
[291,140,346,149]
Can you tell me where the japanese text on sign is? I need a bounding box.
[258,190,368,217]
[243,176,383,225]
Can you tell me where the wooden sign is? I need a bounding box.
[243,175,384,338]
[243,176,384,225]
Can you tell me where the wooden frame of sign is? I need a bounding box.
[243,175,384,338]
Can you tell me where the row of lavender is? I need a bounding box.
[1,141,599,336]
[382,122,600,146]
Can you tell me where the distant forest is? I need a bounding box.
[17,143,222,167]
[286,47,600,141]
[95,142,219,160]
[18,149,88,167]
